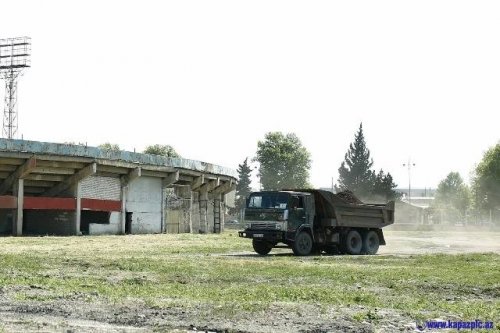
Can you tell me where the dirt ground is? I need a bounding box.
[0,300,401,333]
[0,230,498,333]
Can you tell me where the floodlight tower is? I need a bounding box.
[0,37,31,139]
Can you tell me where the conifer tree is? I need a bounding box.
[235,158,252,211]
[337,123,375,198]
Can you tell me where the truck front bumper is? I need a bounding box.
[238,230,292,242]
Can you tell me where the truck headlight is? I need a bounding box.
[275,224,282,230]
[245,223,251,229]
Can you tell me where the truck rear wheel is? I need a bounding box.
[292,231,313,256]
[362,230,380,255]
[344,230,362,255]
[252,239,273,255]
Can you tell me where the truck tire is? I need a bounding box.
[362,230,380,255]
[344,230,362,255]
[252,239,273,255]
[292,231,313,256]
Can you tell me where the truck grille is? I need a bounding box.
[250,222,276,230]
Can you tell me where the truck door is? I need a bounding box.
[288,195,306,228]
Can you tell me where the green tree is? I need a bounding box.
[235,158,253,212]
[255,132,311,190]
[143,144,180,158]
[337,123,375,199]
[473,143,500,211]
[434,172,471,219]
[98,143,120,152]
[372,169,400,201]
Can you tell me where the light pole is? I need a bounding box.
[403,159,415,205]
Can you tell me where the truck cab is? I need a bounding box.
[238,191,315,255]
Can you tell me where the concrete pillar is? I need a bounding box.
[161,186,168,233]
[198,187,208,233]
[184,186,193,234]
[175,185,192,233]
[75,181,81,235]
[13,178,23,236]
[120,184,127,235]
[188,190,193,233]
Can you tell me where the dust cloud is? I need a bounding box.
[380,229,500,255]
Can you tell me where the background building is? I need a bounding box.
[0,139,237,236]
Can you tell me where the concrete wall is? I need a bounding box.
[89,212,121,235]
[24,210,75,235]
[225,190,236,209]
[165,188,228,234]
[127,177,162,234]
[207,198,215,233]
[190,191,200,232]
[190,192,216,233]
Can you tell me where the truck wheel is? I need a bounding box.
[252,239,273,255]
[344,230,362,255]
[362,230,380,255]
[292,231,313,256]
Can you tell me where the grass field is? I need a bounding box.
[0,231,498,332]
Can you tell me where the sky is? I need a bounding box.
[0,0,499,191]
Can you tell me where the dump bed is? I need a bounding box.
[296,189,395,229]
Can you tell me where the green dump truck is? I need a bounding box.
[238,189,395,256]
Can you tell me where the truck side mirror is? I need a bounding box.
[283,209,289,220]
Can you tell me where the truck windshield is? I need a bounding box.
[247,193,289,209]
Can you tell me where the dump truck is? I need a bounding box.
[238,189,395,256]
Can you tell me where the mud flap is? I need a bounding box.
[376,229,386,245]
